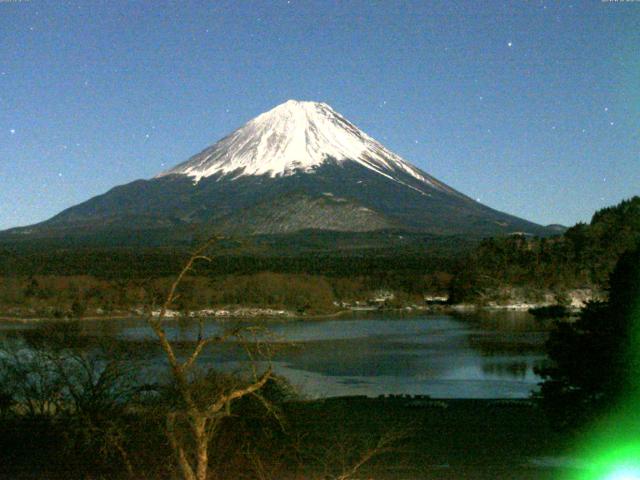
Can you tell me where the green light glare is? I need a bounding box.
[568,273,640,480]
[604,465,640,480]
[571,442,640,480]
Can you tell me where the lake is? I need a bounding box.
[0,310,552,399]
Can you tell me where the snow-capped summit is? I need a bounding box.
[159,100,452,194]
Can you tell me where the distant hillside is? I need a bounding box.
[449,196,640,304]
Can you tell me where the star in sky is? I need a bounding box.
[9,129,15,135]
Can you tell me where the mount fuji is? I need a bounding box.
[4,100,552,243]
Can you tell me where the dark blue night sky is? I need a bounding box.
[1,0,638,229]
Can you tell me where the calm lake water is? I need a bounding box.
[0,311,551,399]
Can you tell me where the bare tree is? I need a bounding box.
[0,325,149,478]
[330,428,408,480]
[303,425,410,480]
[147,238,413,480]
[147,238,273,480]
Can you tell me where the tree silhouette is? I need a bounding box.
[536,247,640,429]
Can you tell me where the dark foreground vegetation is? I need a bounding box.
[0,319,568,480]
[535,246,640,430]
[0,299,564,480]
[0,393,569,480]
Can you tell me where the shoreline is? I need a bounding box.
[0,301,569,323]
[0,308,352,323]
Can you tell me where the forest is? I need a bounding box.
[0,196,638,317]
[448,196,640,304]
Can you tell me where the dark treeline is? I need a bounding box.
[0,238,461,315]
[0,239,465,279]
[449,196,640,303]
[0,270,454,317]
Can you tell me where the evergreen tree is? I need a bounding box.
[536,247,640,429]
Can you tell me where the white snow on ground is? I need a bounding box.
[158,100,454,195]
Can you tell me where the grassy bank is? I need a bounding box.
[284,396,573,479]
[0,396,578,479]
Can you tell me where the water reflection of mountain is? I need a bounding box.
[452,310,554,332]
[0,314,551,398]
[482,361,529,379]
[481,359,547,380]
[467,332,548,356]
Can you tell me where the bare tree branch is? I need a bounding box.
[154,238,220,325]
[181,328,240,372]
[208,368,272,417]
[166,412,197,480]
[334,428,410,480]
[145,236,277,480]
